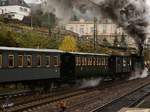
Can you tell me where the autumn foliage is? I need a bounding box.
[59,36,78,52]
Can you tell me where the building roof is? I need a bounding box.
[0,0,30,8]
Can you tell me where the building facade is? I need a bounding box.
[145,36,150,50]
[0,0,31,20]
[65,19,136,48]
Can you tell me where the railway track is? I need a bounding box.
[0,90,32,100]
[91,82,150,112]
[4,77,150,112]
[65,78,150,112]
[31,77,150,112]
[2,80,123,112]
[4,90,86,112]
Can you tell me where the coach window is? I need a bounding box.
[98,58,101,66]
[105,57,108,66]
[45,56,50,67]
[84,57,87,66]
[8,55,14,68]
[76,57,79,66]
[103,57,105,65]
[102,57,104,65]
[81,57,84,66]
[98,57,101,66]
[93,57,96,66]
[89,57,92,65]
[96,57,99,66]
[79,57,81,66]
[129,58,132,66]
[88,57,91,65]
[104,57,106,65]
[26,55,32,67]
[83,57,86,66]
[37,55,41,67]
[87,57,90,65]
[101,57,102,65]
[18,55,23,67]
[0,54,2,68]
[52,56,59,67]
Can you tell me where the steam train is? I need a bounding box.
[0,47,144,90]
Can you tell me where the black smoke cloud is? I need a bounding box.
[43,0,149,55]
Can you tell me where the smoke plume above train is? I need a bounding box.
[42,0,150,54]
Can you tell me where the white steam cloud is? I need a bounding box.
[129,67,149,80]
[80,78,102,88]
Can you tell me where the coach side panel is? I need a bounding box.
[0,50,61,83]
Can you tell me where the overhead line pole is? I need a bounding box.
[94,17,97,52]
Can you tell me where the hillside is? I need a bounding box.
[0,21,60,49]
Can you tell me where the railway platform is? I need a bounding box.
[136,94,150,108]
[119,108,150,112]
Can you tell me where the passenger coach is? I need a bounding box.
[0,47,63,83]
[60,52,109,84]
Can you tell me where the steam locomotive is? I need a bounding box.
[0,47,144,90]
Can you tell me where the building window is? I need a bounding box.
[37,55,41,67]
[8,55,14,68]
[70,27,73,31]
[103,24,107,34]
[90,27,94,33]
[24,8,27,12]
[1,1,8,6]
[18,55,23,67]
[20,0,24,4]
[20,7,23,11]
[0,54,2,68]
[80,28,84,35]
[45,56,50,67]
[26,55,32,67]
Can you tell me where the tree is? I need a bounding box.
[120,34,127,48]
[102,38,111,47]
[0,27,17,47]
[78,41,94,53]
[113,35,120,47]
[59,36,78,52]
[14,31,56,49]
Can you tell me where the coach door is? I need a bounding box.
[60,53,75,81]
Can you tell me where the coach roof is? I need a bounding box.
[0,47,63,53]
[69,52,109,56]
[0,47,109,55]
